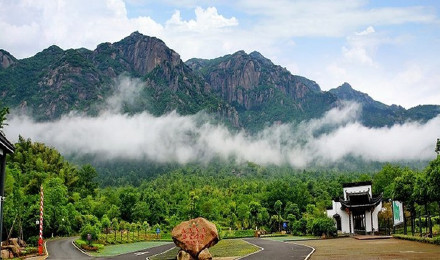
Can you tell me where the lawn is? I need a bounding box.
[150,239,260,260]
[295,237,440,260]
[88,241,172,257]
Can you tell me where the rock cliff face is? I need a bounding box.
[0,50,16,69]
[187,51,323,109]
[187,50,335,129]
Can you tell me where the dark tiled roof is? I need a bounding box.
[0,131,14,154]
[342,181,372,188]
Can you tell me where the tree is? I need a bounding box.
[413,171,430,232]
[101,215,111,241]
[249,201,261,229]
[284,202,300,220]
[132,201,149,222]
[392,168,416,235]
[119,187,140,222]
[0,105,9,129]
[274,200,283,232]
[373,164,403,198]
[44,178,69,236]
[189,191,199,219]
[119,221,126,241]
[106,204,120,220]
[76,164,98,197]
[142,221,149,239]
[425,156,440,217]
[111,218,119,241]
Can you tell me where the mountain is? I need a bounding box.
[186,51,336,130]
[0,32,236,124]
[329,83,440,126]
[0,32,439,131]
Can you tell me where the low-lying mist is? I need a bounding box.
[4,76,439,168]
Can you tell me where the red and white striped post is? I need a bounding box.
[38,185,44,255]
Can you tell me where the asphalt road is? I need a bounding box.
[46,237,312,260]
[45,237,175,260]
[241,238,314,260]
[104,243,176,260]
[46,237,93,260]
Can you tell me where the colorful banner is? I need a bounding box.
[392,200,404,226]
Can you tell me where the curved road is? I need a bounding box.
[46,237,313,259]
[241,238,314,260]
[45,237,175,260]
[46,237,93,260]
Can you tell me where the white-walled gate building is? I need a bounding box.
[326,181,382,235]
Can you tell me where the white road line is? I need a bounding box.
[146,245,176,260]
[236,239,264,259]
[290,242,316,260]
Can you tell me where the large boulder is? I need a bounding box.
[172,217,218,258]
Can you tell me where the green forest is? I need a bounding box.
[2,136,440,246]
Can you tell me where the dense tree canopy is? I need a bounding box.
[3,137,439,243]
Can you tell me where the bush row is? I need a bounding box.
[393,234,440,245]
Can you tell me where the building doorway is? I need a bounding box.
[333,214,341,231]
[353,211,366,233]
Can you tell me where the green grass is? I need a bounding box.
[88,241,172,257]
[150,239,260,260]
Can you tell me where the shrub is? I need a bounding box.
[393,234,440,245]
[80,223,101,241]
[310,217,337,237]
[221,229,255,239]
[292,219,307,235]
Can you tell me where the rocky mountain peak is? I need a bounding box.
[339,82,353,90]
[37,45,64,57]
[0,49,17,69]
[113,32,182,75]
[329,83,376,106]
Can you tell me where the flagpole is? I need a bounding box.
[38,185,44,256]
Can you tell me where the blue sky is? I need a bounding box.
[1,0,439,108]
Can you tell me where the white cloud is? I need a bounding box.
[236,0,436,37]
[0,0,164,58]
[356,26,375,36]
[166,6,238,32]
[342,26,382,66]
[4,77,439,167]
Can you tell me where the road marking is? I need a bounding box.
[135,251,149,255]
[237,239,264,259]
[290,242,315,260]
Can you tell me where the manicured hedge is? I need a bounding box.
[393,234,440,245]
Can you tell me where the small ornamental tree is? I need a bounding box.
[119,221,126,242]
[142,221,149,239]
[111,218,119,242]
[101,215,111,241]
[274,200,283,232]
